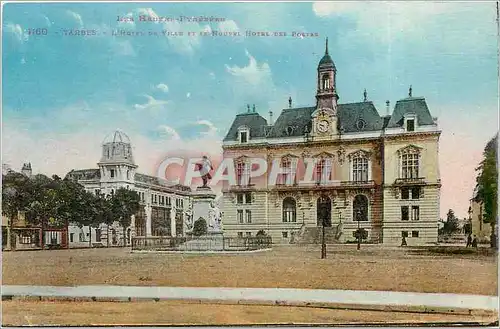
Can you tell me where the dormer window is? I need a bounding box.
[237,126,249,143]
[407,119,415,132]
[404,114,417,132]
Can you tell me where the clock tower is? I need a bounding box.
[312,38,338,137]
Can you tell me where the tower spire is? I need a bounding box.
[325,37,329,55]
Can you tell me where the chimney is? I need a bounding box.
[288,97,292,108]
[386,100,390,116]
[253,104,256,113]
[269,110,274,125]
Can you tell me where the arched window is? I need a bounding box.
[322,74,330,90]
[353,195,368,221]
[282,197,297,223]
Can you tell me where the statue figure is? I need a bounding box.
[196,155,213,188]
[184,209,193,231]
[208,200,222,230]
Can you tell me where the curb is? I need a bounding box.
[3,295,496,316]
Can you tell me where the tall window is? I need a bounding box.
[315,158,332,184]
[281,158,296,185]
[237,210,244,224]
[282,197,297,222]
[110,169,115,178]
[245,210,252,223]
[353,195,368,221]
[411,206,420,221]
[401,206,409,221]
[236,161,250,186]
[400,148,420,179]
[352,157,368,182]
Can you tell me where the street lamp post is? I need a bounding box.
[320,196,327,259]
[356,209,361,250]
[321,217,326,259]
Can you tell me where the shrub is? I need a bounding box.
[193,217,208,236]
[256,229,267,237]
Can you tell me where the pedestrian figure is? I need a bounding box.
[466,234,472,248]
[401,236,407,247]
[472,235,478,248]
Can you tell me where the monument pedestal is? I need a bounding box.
[191,186,222,234]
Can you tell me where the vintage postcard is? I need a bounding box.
[1,0,499,327]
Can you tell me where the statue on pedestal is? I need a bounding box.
[196,155,213,188]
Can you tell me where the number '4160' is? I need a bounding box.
[27,28,48,35]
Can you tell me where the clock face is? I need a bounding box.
[317,120,330,133]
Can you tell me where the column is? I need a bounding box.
[145,204,152,236]
[170,207,176,237]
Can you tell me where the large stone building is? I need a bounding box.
[66,130,193,246]
[221,40,441,246]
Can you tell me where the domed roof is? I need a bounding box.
[319,53,334,66]
[103,130,131,144]
[318,37,336,69]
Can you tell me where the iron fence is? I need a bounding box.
[132,235,272,252]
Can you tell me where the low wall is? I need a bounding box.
[132,235,272,252]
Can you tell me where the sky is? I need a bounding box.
[2,1,499,218]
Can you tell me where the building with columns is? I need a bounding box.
[65,130,192,246]
[221,39,441,246]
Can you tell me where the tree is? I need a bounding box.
[256,229,267,237]
[475,134,498,248]
[353,228,368,241]
[193,217,207,236]
[441,209,460,235]
[2,172,32,249]
[110,188,140,246]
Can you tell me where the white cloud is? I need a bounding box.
[156,83,169,93]
[157,125,181,140]
[225,50,272,85]
[196,120,218,137]
[162,20,211,54]
[186,92,191,98]
[134,94,168,111]
[66,10,83,27]
[5,23,28,43]
[312,2,496,54]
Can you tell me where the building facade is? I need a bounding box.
[469,187,492,244]
[65,130,193,246]
[221,40,441,246]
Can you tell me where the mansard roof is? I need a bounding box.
[224,101,386,141]
[65,169,100,180]
[134,173,192,192]
[386,97,436,128]
[337,101,384,133]
[65,169,191,193]
[223,112,268,141]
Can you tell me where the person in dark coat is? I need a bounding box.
[472,235,478,248]
[466,234,472,247]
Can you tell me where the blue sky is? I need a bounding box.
[2,1,498,218]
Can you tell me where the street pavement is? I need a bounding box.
[2,285,498,311]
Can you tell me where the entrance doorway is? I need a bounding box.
[317,196,332,227]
